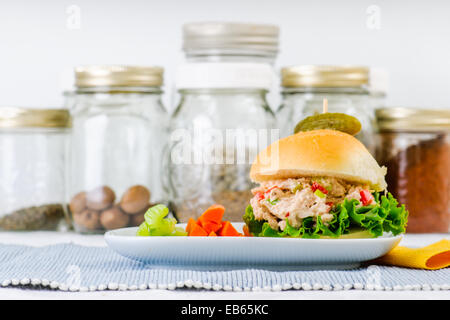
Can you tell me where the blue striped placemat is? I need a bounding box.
[0,243,448,292]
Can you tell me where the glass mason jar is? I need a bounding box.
[375,108,450,233]
[181,22,280,110]
[167,62,277,222]
[66,66,168,233]
[0,107,70,231]
[277,65,376,154]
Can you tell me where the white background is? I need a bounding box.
[0,0,449,111]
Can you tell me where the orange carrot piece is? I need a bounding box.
[243,225,252,237]
[186,218,197,234]
[217,221,241,237]
[201,221,222,234]
[188,223,208,236]
[198,204,225,225]
[208,231,217,237]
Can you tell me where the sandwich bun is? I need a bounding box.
[250,129,387,191]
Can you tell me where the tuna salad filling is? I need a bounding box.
[249,177,375,232]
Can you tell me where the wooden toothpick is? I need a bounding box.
[323,98,328,113]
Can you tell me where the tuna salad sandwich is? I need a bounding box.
[243,129,408,238]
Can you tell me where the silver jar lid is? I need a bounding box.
[74,65,164,88]
[0,107,71,128]
[376,107,450,132]
[281,65,369,88]
[183,22,279,58]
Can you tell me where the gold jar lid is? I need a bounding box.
[281,65,369,88]
[0,107,71,128]
[75,65,164,88]
[376,107,450,132]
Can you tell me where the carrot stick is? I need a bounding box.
[218,221,241,237]
[201,221,222,234]
[188,223,208,236]
[186,218,197,234]
[198,204,225,225]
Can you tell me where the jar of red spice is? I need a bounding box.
[375,108,450,233]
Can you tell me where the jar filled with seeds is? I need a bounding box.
[0,107,70,231]
[167,62,277,222]
[66,65,168,233]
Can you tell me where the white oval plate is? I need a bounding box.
[105,223,402,269]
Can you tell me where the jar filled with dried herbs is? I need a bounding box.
[0,108,71,231]
[167,63,277,222]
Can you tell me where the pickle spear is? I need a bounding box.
[294,113,362,136]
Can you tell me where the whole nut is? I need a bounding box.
[73,209,101,231]
[120,185,151,214]
[129,203,151,226]
[86,186,115,211]
[129,212,145,226]
[100,206,129,230]
[69,191,86,214]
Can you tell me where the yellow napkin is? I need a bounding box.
[374,239,450,270]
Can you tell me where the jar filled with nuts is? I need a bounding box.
[66,66,168,233]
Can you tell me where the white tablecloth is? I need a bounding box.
[0,232,448,300]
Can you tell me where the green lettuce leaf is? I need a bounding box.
[243,205,264,235]
[243,192,408,238]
